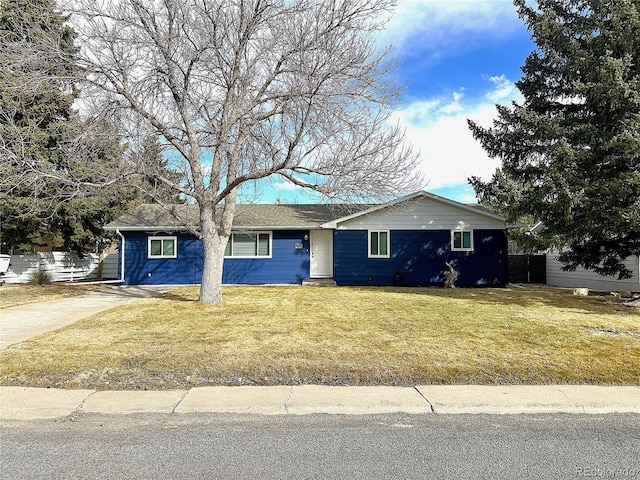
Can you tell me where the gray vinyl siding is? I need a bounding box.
[335,196,505,231]
[546,253,640,292]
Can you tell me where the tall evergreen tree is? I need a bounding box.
[0,0,77,250]
[135,134,185,205]
[0,0,137,254]
[468,0,640,279]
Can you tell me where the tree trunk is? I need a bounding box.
[199,238,225,303]
[197,206,231,304]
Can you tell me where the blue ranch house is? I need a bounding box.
[104,191,509,287]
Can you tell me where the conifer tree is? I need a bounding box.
[469,0,640,279]
[0,0,136,253]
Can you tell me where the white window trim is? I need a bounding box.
[451,230,474,252]
[148,236,178,259]
[224,231,273,259]
[368,230,390,258]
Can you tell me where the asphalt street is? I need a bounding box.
[1,413,638,479]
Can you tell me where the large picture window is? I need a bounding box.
[368,230,390,258]
[451,231,473,251]
[225,232,272,258]
[148,236,177,258]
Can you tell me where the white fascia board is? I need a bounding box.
[421,191,507,222]
[321,191,425,228]
[103,226,192,232]
[230,226,322,230]
[105,225,323,232]
[322,190,506,228]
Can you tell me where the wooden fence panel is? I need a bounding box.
[508,255,546,284]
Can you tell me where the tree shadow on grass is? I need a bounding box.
[158,291,197,302]
[348,285,630,312]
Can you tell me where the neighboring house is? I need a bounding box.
[512,222,640,292]
[546,250,640,292]
[103,191,510,287]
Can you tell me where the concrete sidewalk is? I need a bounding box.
[2,288,638,420]
[0,285,177,349]
[1,385,638,420]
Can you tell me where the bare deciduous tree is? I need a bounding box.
[64,0,422,303]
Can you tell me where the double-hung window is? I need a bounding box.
[225,232,271,258]
[369,230,390,258]
[148,236,177,258]
[451,231,473,252]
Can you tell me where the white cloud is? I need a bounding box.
[396,88,465,127]
[379,0,522,63]
[484,74,518,102]
[456,191,481,204]
[271,181,299,191]
[393,77,523,189]
[252,180,326,204]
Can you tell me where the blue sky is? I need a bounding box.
[260,0,536,204]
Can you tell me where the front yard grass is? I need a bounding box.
[0,286,638,389]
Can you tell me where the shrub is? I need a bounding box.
[30,268,53,286]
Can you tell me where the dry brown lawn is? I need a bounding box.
[0,283,106,308]
[0,286,638,390]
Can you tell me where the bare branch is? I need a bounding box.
[56,0,423,301]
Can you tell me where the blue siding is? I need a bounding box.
[334,229,508,287]
[122,231,310,285]
[123,232,203,285]
[121,228,507,287]
[222,231,310,284]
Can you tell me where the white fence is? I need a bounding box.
[1,252,119,284]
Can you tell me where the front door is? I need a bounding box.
[310,230,333,278]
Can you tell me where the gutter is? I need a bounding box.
[116,228,125,284]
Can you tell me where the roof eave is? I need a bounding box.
[103,225,193,232]
[230,225,324,230]
[506,222,526,229]
[105,225,325,232]
[323,190,507,227]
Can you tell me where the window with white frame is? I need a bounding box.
[148,236,177,258]
[451,231,473,251]
[224,232,272,258]
[368,230,390,258]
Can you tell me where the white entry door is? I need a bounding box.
[310,230,333,278]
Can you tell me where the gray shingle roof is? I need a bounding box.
[104,192,508,232]
[104,203,362,231]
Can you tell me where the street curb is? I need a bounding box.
[1,385,639,421]
[415,385,640,414]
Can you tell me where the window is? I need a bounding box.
[148,236,177,258]
[224,232,271,258]
[451,231,473,251]
[369,230,390,258]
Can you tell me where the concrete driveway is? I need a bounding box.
[0,285,178,350]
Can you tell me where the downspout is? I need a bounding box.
[67,229,126,285]
[116,228,125,284]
